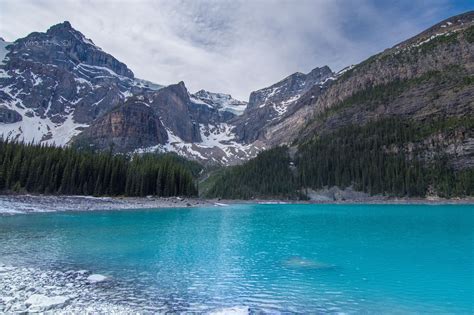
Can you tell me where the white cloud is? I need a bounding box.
[0,0,466,100]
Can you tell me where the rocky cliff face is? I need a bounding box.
[232,66,334,143]
[75,97,168,152]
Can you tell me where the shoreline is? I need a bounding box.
[0,194,213,215]
[0,194,472,215]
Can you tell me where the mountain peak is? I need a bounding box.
[47,21,74,33]
[246,65,334,112]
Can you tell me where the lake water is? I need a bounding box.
[0,204,473,313]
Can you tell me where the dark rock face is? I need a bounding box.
[232,66,334,143]
[247,66,333,111]
[18,21,133,78]
[0,106,22,123]
[149,82,201,143]
[75,98,168,153]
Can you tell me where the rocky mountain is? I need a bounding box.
[260,12,473,147]
[75,80,262,165]
[232,66,334,143]
[0,21,163,145]
[1,12,473,171]
[0,22,259,165]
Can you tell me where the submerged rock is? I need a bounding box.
[86,274,108,283]
[24,294,70,311]
[210,305,250,315]
[283,257,336,270]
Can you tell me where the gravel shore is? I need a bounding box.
[0,194,472,215]
[0,194,214,215]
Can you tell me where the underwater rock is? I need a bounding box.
[86,274,108,284]
[283,257,336,270]
[210,305,250,315]
[24,294,70,311]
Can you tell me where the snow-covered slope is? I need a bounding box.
[136,122,264,165]
[191,90,247,116]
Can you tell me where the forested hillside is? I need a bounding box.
[0,140,198,197]
[204,117,473,200]
[205,147,300,199]
[297,118,473,198]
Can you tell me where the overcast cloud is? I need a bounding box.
[0,0,472,100]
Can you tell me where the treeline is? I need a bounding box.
[297,118,473,198]
[0,139,198,197]
[205,146,299,199]
[205,118,473,199]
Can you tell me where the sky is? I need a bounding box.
[0,0,472,100]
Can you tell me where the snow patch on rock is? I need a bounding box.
[136,124,264,165]
[191,90,247,115]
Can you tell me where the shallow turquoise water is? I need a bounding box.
[0,204,473,313]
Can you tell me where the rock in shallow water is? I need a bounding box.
[210,306,250,315]
[86,274,108,283]
[24,294,70,311]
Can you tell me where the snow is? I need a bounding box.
[81,36,95,46]
[190,95,214,108]
[135,123,264,165]
[199,123,236,147]
[74,63,126,80]
[43,113,89,146]
[272,94,301,116]
[133,78,163,91]
[411,32,452,48]
[0,69,10,78]
[0,93,88,146]
[120,90,133,99]
[74,77,92,86]
[31,73,43,86]
[192,90,247,115]
[336,65,354,76]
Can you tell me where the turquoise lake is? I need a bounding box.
[0,204,473,313]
